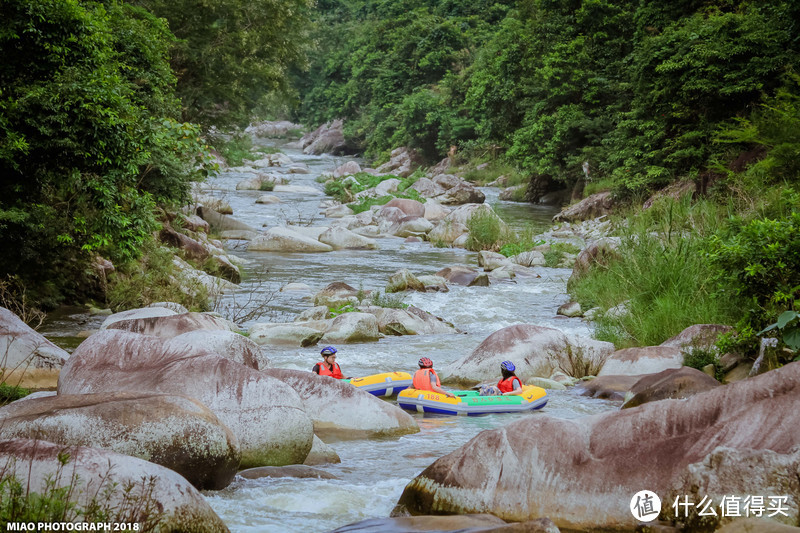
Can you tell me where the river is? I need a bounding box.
[40,139,619,532]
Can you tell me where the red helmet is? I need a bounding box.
[418,357,433,368]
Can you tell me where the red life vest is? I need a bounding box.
[497,375,522,393]
[412,368,441,391]
[317,361,343,379]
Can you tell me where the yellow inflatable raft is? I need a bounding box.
[347,371,413,397]
[397,385,547,415]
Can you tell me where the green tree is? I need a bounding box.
[134,0,314,127]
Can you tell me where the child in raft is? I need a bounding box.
[479,360,525,396]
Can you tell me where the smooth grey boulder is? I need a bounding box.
[0,392,239,490]
[599,346,684,376]
[0,439,229,532]
[248,226,333,252]
[0,307,69,389]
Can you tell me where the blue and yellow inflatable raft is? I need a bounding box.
[347,371,413,397]
[397,385,547,415]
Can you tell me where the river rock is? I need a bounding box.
[194,194,233,215]
[256,194,281,204]
[395,361,800,530]
[437,183,486,205]
[373,178,401,197]
[410,178,445,198]
[304,434,341,465]
[249,322,325,347]
[168,329,270,370]
[423,199,451,221]
[333,161,362,177]
[660,324,735,351]
[295,306,329,322]
[376,206,407,225]
[431,173,462,190]
[197,206,258,232]
[146,301,190,314]
[172,256,239,295]
[0,307,69,388]
[553,191,615,222]
[557,301,582,317]
[567,238,621,289]
[376,147,423,177]
[238,464,338,480]
[444,203,500,226]
[383,198,425,218]
[100,307,177,329]
[182,213,210,233]
[248,226,334,252]
[358,306,458,336]
[325,204,355,218]
[621,366,720,408]
[302,119,350,155]
[0,439,228,532]
[428,220,468,244]
[416,275,449,292]
[386,269,426,293]
[526,377,567,390]
[390,216,434,238]
[58,330,314,468]
[442,324,615,385]
[245,120,302,139]
[219,229,260,240]
[260,368,418,439]
[313,282,362,308]
[573,374,644,401]
[511,250,546,267]
[598,346,684,376]
[159,224,209,263]
[321,312,380,343]
[319,226,378,249]
[0,392,239,490]
[716,519,800,533]
[478,251,510,271]
[105,311,238,338]
[273,184,324,194]
[435,265,480,286]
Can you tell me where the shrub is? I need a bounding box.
[0,383,30,406]
[683,347,723,382]
[259,180,275,192]
[371,291,407,309]
[465,210,511,251]
[549,344,607,379]
[543,242,580,268]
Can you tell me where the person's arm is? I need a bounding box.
[312,363,321,374]
[431,381,455,399]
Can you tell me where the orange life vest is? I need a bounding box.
[317,361,343,379]
[412,368,441,391]
[497,375,522,393]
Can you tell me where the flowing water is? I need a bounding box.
[40,139,619,532]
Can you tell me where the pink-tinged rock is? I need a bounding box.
[599,346,684,376]
[660,324,735,351]
[442,324,615,385]
[0,439,229,532]
[395,362,800,530]
[383,198,425,218]
[58,330,313,468]
[0,306,69,389]
[260,368,418,440]
[0,392,239,490]
[553,191,615,222]
[622,366,720,408]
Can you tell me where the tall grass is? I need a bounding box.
[571,196,739,347]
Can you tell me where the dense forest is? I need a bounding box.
[1,0,799,356]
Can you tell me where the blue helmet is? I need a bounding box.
[320,346,338,356]
[500,360,515,372]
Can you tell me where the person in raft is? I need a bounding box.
[480,360,525,396]
[413,357,456,398]
[312,346,348,379]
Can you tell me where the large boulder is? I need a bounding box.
[0,307,69,388]
[302,119,351,155]
[249,322,325,347]
[321,312,381,343]
[428,220,468,245]
[331,515,559,533]
[622,366,720,408]
[313,282,362,308]
[573,374,644,401]
[0,392,239,490]
[0,439,228,532]
[58,330,314,468]
[395,361,800,530]
[261,368,418,439]
[442,324,615,385]
[333,161,362,177]
[304,434,341,465]
[248,226,334,252]
[100,306,177,329]
[376,147,423,177]
[359,306,458,336]
[390,216,434,238]
[168,329,270,370]
[410,178,445,198]
[386,269,425,293]
[196,205,258,233]
[383,198,425,218]
[598,346,684,376]
[660,324,735,351]
[553,191,615,223]
[104,311,237,338]
[435,266,481,286]
[436,183,486,205]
